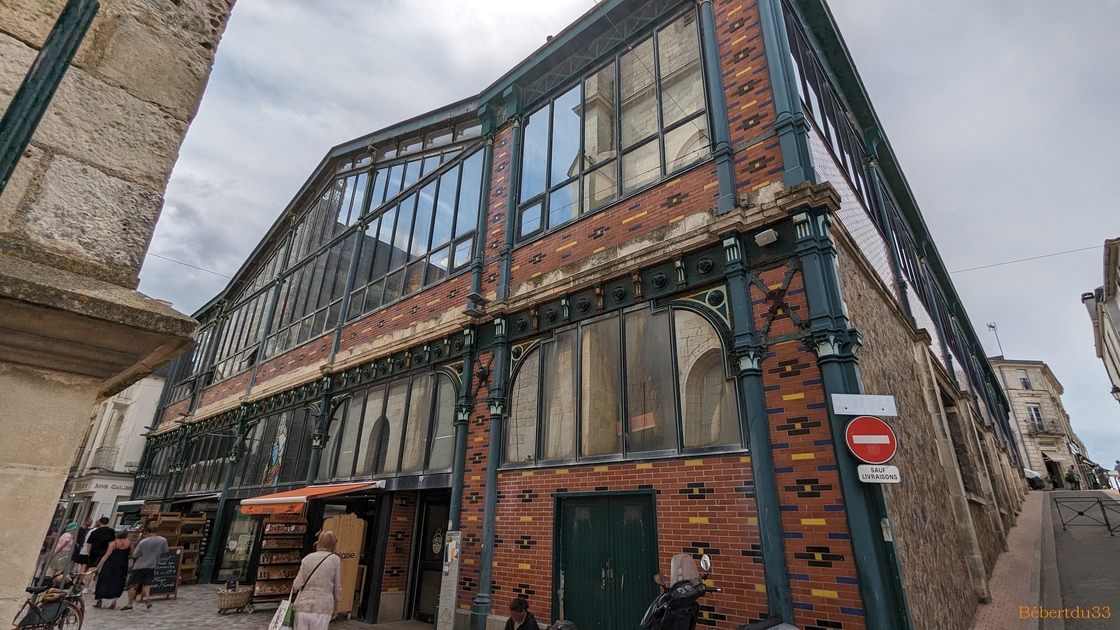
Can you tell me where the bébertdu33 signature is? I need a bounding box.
[1019,606,1110,619]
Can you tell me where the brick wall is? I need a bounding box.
[750,261,864,630]
[382,491,418,594]
[487,456,767,628]
[714,0,785,190]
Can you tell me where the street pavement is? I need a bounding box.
[79,582,432,630]
[972,489,1120,630]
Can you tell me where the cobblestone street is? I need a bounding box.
[79,583,431,630]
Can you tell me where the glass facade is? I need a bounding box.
[504,304,740,466]
[516,10,710,240]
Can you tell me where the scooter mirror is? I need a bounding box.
[653,573,667,586]
[699,554,711,572]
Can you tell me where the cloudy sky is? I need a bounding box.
[138,1,1120,467]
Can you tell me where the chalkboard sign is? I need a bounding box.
[150,547,182,598]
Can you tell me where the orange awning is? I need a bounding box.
[240,482,381,515]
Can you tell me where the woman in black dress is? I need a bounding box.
[94,530,131,609]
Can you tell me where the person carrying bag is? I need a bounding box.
[270,530,343,630]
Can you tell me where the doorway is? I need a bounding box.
[410,493,449,623]
[554,493,659,630]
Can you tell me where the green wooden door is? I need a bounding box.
[556,494,658,630]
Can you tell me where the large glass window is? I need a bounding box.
[504,304,739,466]
[346,149,486,320]
[516,10,709,240]
[321,371,459,480]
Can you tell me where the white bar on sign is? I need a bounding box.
[852,435,891,444]
[831,393,897,417]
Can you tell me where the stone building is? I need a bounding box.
[0,0,231,618]
[1082,237,1120,409]
[137,1,1024,629]
[990,357,1092,487]
[60,369,168,528]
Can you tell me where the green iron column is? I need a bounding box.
[722,232,793,621]
[450,326,476,531]
[472,316,507,630]
[756,0,816,187]
[305,377,335,486]
[792,207,912,630]
[697,0,737,213]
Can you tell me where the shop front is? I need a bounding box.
[211,480,449,624]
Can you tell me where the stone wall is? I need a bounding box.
[0,0,232,288]
[834,232,980,630]
[0,0,229,620]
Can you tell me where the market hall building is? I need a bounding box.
[133,1,1027,629]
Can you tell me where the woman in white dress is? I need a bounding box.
[291,530,343,630]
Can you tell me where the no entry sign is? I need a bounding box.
[844,416,897,465]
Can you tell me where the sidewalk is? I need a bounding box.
[971,489,1120,630]
[79,582,434,630]
[971,491,1044,630]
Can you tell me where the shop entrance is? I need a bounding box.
[410,493,449,623]
[554,493,658,630]
[312,498,381,618]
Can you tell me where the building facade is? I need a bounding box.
[990,358,1093,488]
[0,0,229,618]
[1082,238,1120,408]
[61,371,167,527]
[137,2,1025,630]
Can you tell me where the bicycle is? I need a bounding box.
[12,572,85,630]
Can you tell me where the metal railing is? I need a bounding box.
[90,446,119,470]
[1053,496,1120,535]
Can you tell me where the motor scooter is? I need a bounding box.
[639,553,798,630]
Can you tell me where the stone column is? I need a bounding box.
[0,0,231,618]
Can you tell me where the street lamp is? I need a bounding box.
[1111,386,1120,403]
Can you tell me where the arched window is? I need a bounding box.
[504,304,739,466]
[320,370,459,481]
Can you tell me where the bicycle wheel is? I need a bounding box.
[54,604,81,630]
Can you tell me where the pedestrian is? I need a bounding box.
[71,518,93,571]
[122,523,168,610]
[94,530,132,609]
[54,522,77,554]
[291,530,343,630]
[504,597,540,630]
[86,517,115,569]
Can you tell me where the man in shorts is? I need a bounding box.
[122,523,168,610]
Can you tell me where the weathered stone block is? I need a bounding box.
[34,65,187,189]
[0,32,36,113]
[0,0,68,48]
[92,13,211,121]
[24,155,163,273]
[0,145,45,233]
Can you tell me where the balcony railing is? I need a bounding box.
[91,446,119,470]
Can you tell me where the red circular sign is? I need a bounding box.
[844,416,897,465]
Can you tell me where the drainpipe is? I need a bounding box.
[792,208,912,630]
[450,326,476,531]
[755,0,816,187]
[198,407,248,583]
[472,316,507,630]
[721,232,793,622]
[697,0,737,213]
